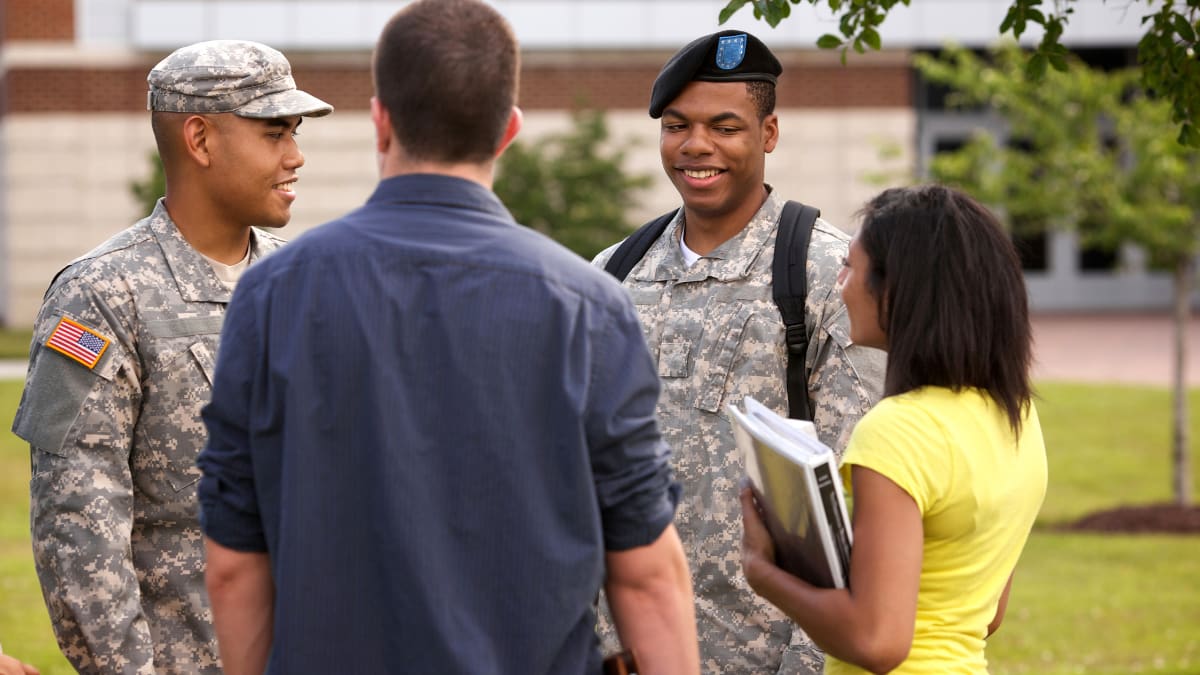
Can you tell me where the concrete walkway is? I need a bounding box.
[0,360,24,380]
[1,312,1195,386]
[1031,312,1200,387]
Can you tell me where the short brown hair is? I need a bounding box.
[373,0,519,163]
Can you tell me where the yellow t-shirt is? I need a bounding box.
[827,387,1048,675]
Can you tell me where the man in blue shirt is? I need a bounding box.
[195,1,699,673]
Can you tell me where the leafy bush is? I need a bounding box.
[495,110,652,260]
[130,152,165,218]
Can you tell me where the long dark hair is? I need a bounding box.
[857,184,1033,434]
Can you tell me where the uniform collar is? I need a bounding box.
[149,199,267,304]
[634,187,782,283]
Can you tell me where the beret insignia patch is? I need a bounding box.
[715,34,748,70]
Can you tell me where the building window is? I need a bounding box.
[1079,243,1118,272]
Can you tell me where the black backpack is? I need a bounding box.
[603,201,821,421]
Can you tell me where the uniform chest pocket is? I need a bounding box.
[188,341,216,385]
[142,315,221,387]
[693,304,756,414]
[658,342,692,379]
[133,334,219,497]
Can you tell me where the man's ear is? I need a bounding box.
[762,113,779,154]
[181,115,213,168]
[371,97,393,155]
[494,106,523,158]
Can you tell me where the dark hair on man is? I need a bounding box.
[373,0,519,164]
[856,184,1033,434]
[150,112,177,165]
[746,81,775,120]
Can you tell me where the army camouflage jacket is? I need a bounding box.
[12,200,284,674]
[594,190,885,674]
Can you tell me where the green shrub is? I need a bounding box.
[130,152,166,218]
[495,110,652,260]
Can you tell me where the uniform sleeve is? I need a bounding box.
[586,298,680,552]
[590,240,621,271]
[14,276,156,675]
[808,301,886,456]
[804,227,886,457]
[197,281,268,553]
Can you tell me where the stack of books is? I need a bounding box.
[728,396,853,589]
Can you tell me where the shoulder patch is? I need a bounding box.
[45,317,112,369]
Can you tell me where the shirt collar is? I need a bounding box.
[367,173,514,223]
[635,187,783,283]
[150,200,235,303]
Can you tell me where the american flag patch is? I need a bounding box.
[46,317,111,369]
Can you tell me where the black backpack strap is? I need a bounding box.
[772,200,821,420]
[604,209,679,282]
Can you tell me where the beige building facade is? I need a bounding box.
[2,0,1162,328]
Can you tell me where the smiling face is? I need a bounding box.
[206,114,306,230]
[838,233,887,350]
[659,80,778,228]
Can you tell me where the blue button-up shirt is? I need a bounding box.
[198,174,679,674]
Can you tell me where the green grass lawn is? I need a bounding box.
[1035,382,1200,525]
[989,533,1200,674]
[0,378,1197,672]
[0,328,32,360]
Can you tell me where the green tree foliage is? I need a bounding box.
[494,110,652,260]
[130,151,166,217]
[917,47,1126,240]
[916,45,1199,505]
[719,0,1200,146]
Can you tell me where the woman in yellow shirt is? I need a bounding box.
[740,184,1048,674]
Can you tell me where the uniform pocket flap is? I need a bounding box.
[658,342,692,379]
[145,315,225,339]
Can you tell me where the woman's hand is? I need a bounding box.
[739,485,777,592]
[0,649,38,675]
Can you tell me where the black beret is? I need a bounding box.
[649,30,782,119]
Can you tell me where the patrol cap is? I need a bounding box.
[649,30,781,119]
[147,40,333,118]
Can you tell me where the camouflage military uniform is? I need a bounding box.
[594,190,885,673]
[12,200,284,674]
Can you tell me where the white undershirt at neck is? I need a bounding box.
[678,225,702,268]
[202,247,253,290]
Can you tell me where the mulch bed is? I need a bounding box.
[1057,503,1200,534]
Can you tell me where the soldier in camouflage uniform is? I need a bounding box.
[10,41,331,674]
[594,31,886,673]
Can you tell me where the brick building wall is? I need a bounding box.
[0,2,915,326]
[5,0,74,40]
[6,55,911,114]
[1,0,7,120]
[0,3,911,116]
